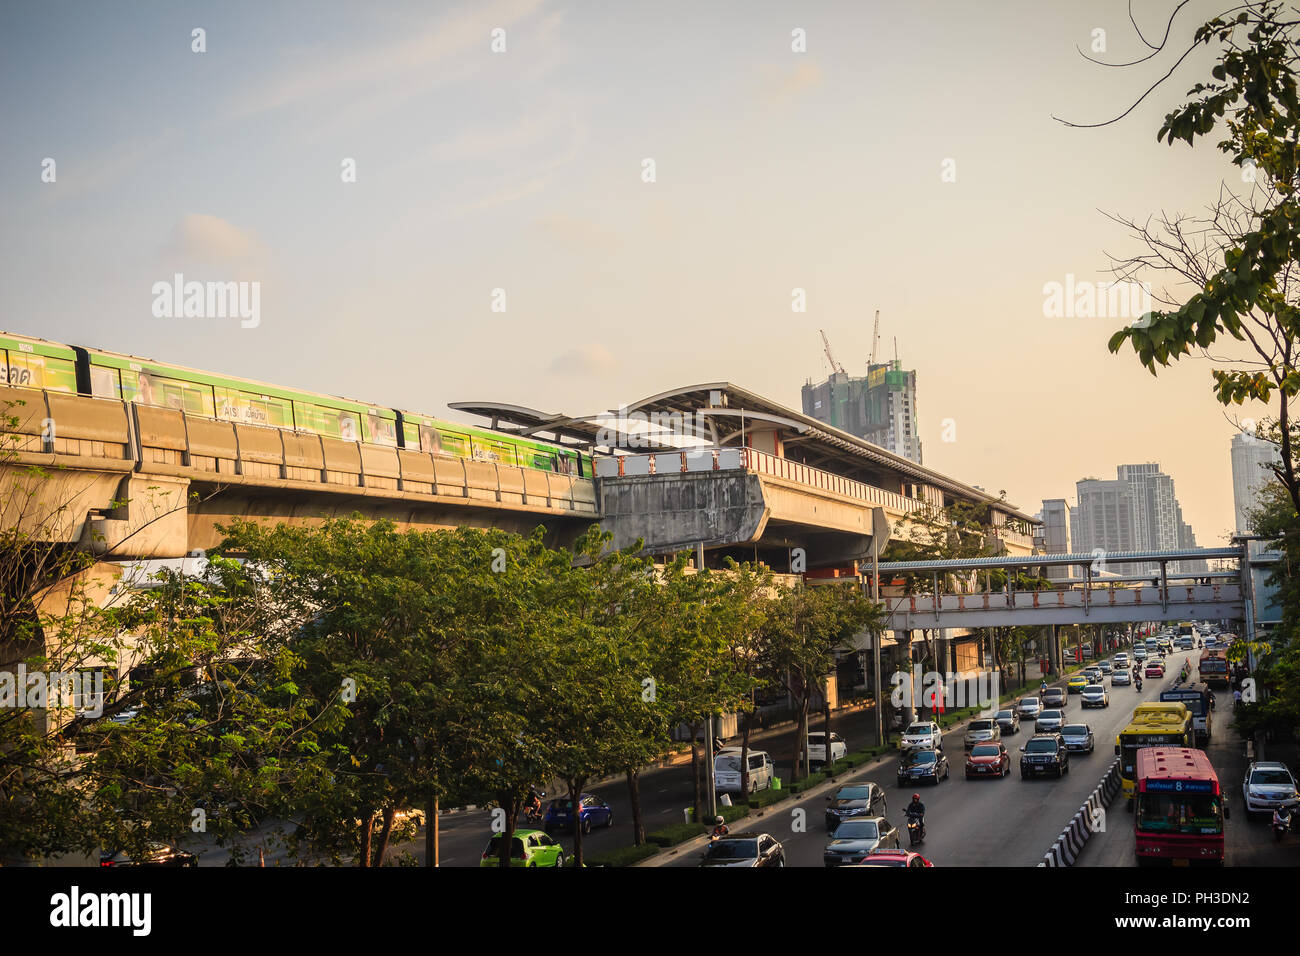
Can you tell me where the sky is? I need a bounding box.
[0,0,1266,546]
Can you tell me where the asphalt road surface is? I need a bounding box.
[668,647,1205,867]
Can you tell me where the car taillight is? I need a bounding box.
[100,860,113,867]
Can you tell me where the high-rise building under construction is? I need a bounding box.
[801,360,922,464]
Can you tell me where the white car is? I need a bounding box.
[1080,685,1109,708]
[1114,653,1129,669]
[1133,647,1148,662]
[898,721,943,751]
[807,731,848,765]
[1242,762,1300,816]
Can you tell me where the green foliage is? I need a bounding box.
[747,787,787,808]
[586,843,660,867]
[718,803,750,824]
[646,822,708,846]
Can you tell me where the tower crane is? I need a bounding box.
[869,310,881,367]
[819,329,846,375]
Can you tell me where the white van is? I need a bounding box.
[713,748,775,794]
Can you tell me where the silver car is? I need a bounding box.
[1035,709,1065,733]
[1111,668,1132,686]
[1242,762,1300,816]
[1016,697,1041,719]
[1059,723,1095,753]
[822,817,901,866]
[963,718,1002,749]
[1080,685,1110,708]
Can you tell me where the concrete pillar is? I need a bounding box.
[1047,625,1060,675]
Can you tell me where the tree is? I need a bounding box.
[0,397,329,864]
[762,582,879,781]
[1100,2,1300,515]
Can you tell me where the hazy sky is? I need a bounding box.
[0,0,1264,545]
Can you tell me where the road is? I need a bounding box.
[1077,670,1300,868]
[667,647,1203,867]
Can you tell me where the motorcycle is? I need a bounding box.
[521,790,546,824]
[906,815,925,846]
[1273,810,1291,842]
[1134,678,1143,692]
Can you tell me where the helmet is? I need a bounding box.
[715,815,724,825]
[912,793,920,802]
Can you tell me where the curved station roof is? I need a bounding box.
[452,382,1039,524]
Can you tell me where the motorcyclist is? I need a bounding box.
[1039,680,1048,695]
[905,792,926,837]
[710,815,729,840]
[523,786,543,821]
[1135,674,1143,691]
[1273,806,1291,835]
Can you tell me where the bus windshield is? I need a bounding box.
[1136,792,1223,835]
[1121,738,1186,779]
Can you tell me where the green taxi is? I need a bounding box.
[480,828,566,867]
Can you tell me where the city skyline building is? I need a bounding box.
[802,359,922,463]
[1230,432,1282,535]
[1070,463,1206,576]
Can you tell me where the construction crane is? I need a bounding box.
[869,310,881,367]
[819,329,846,375]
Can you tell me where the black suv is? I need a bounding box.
[1019,733,1069,779]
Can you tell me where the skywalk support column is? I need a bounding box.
[1047,624,1060,676]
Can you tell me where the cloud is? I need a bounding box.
[549,344,616,376]
[462,176,551,211]
[225,0,545,118]
[163,214,262,262]
[39,130,177,205]
[759,62,824,104]
[535,213,619,251]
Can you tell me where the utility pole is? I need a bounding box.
[872,531,883,748]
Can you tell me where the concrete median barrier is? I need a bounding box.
[1037,757,1121,867]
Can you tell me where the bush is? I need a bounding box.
[747,787,786,809]
[646,822,707,847]
[719,803,750,824]
[787,771,827,793]
[585,843,660,867]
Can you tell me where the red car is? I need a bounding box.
[965,742,1011,778]
[846,849,934,867]
[1145,662,1165,678]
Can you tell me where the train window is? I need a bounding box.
[363,411,398,447]
[88,364,121,399]
[215,388,289,427]
[437,429,471,459]
[418,424,443,454]
[156,377,216,417]
[1,350,77,392]
[472,437,517,466]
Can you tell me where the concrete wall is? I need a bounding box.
[599,471,767,554]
